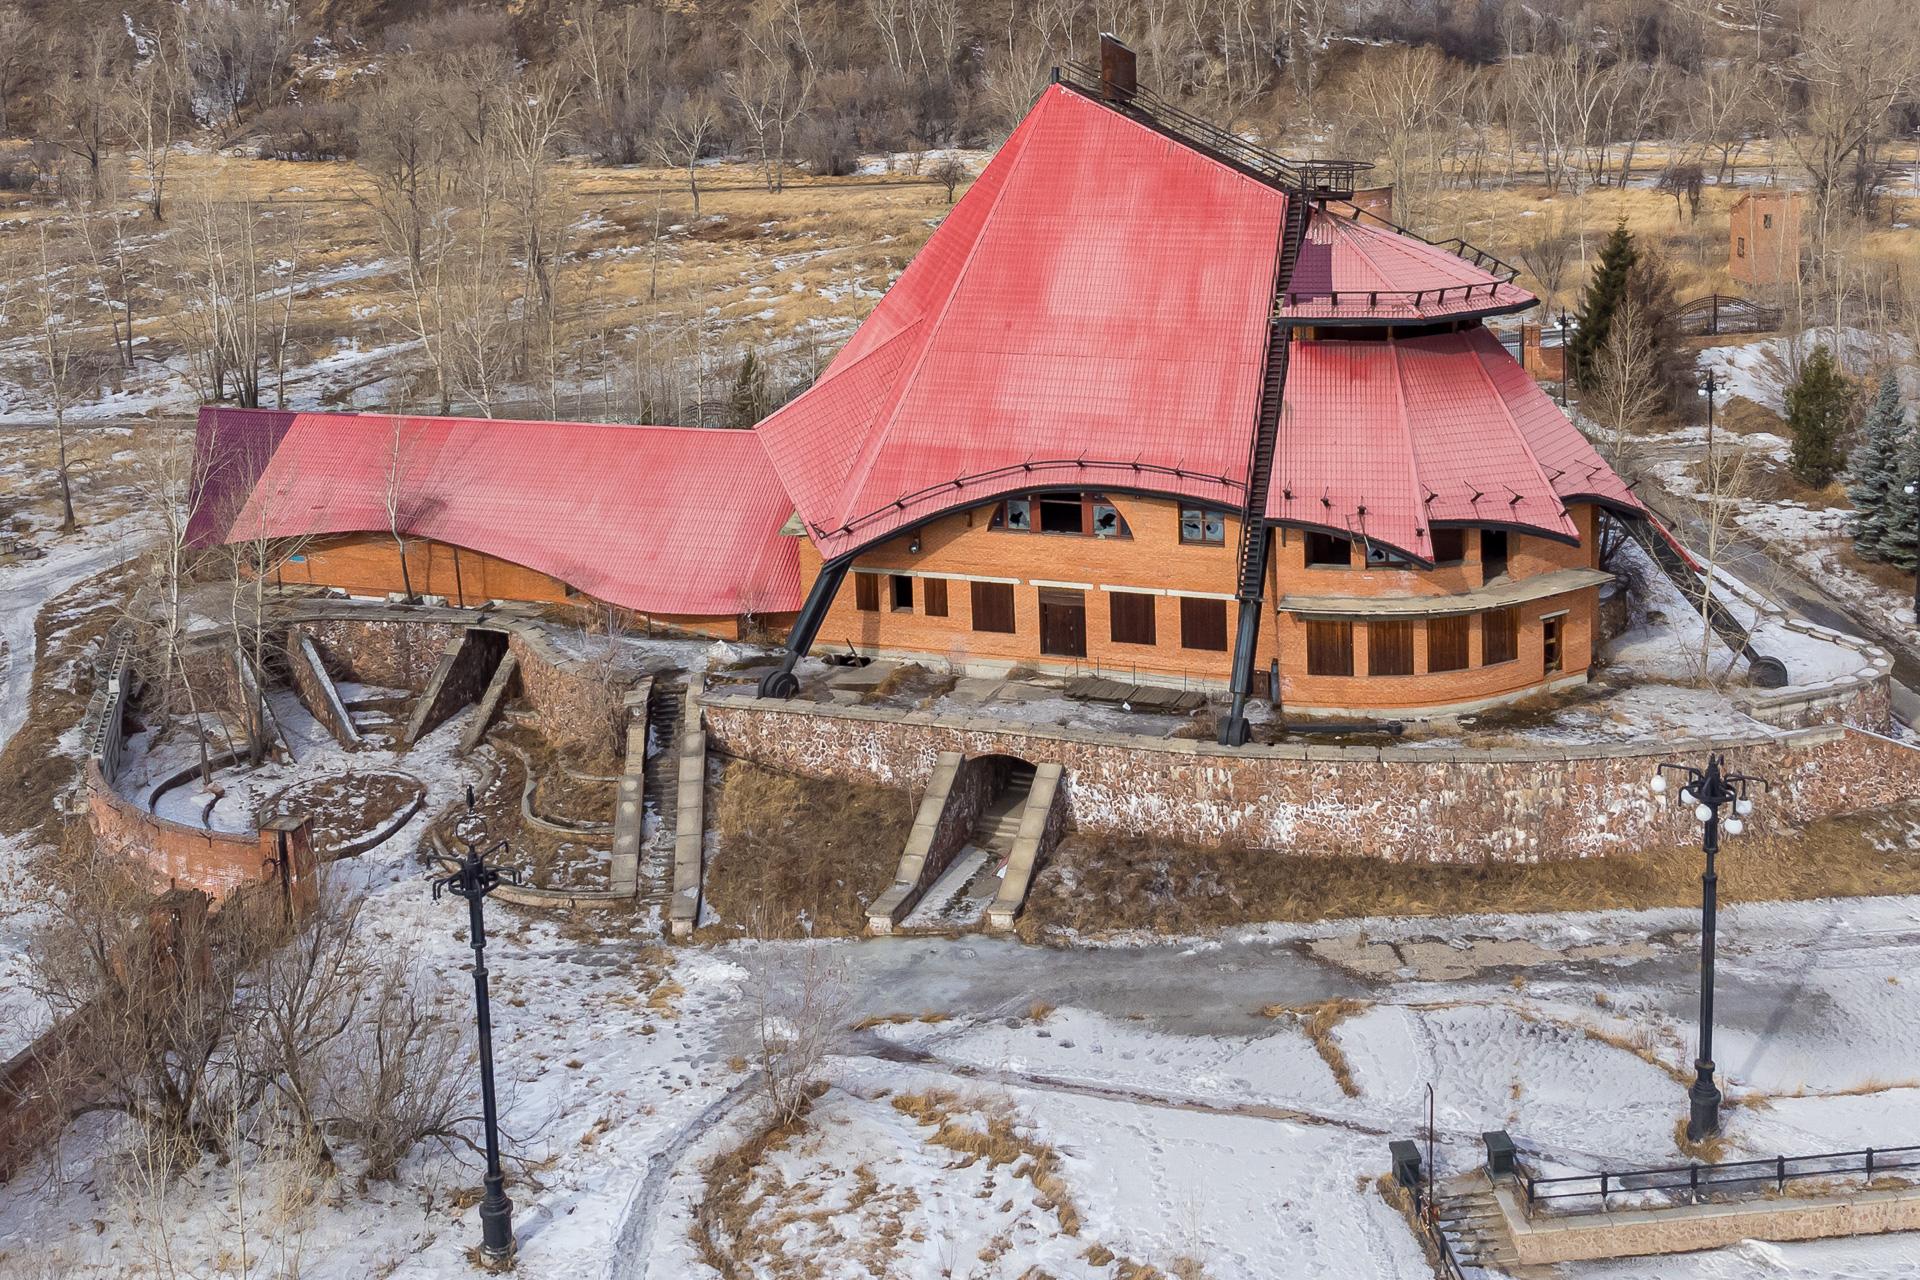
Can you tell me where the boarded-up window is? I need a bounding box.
[1306,620,1353,676]
[924,577,949,617]
[1368,620,1414,676]
[1483,607,1518,664]
[1428,615,1470,672]
[854,573,880,612]
[1109,591,1157,645]
[971,581,1016,633]
[1179,597,1228,651]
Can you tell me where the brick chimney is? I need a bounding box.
[1099,34,1137,103]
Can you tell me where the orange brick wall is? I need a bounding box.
[275,533,752,638]
[87,759,275,898]
[1729,192,1801,287]
[796,495,1606,711]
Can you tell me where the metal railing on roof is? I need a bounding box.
[820,457,1245,542]
[1274,281,1523,318]
[1054,61,1370,199]
[1320,199,1524,285]
[1524,1145,1920,1211]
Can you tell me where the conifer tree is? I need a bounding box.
[1880,414,1920,573]
[1568,220,1637,389]
[1847,371,1906,559]
[727,348,769,427]
[1786,345,1855,489]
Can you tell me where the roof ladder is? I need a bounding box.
[1219,194,1311,746]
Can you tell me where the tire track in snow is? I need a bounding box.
[602,1076,758,1280]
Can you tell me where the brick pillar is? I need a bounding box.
[139,888,213,988]
[259,815,318,922]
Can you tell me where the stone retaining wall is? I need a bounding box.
[702,695,1920,862]
[87,759,287,896]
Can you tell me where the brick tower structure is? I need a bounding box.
[1729,190,1802,288]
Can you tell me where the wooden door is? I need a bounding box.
[1038,588,1087,657]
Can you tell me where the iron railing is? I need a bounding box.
[1054,61,1370,198]
[1320,199,1524,284]
[1676,293,1782,336]
[1406,1179,1470,1280]
[1525,1145,1920,1211]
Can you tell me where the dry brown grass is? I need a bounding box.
[891,1089,1081,1237]
[849,1010,949,1030]
[702,759,915,939]
[1018,808,1920,940]
[1261,997,1367,1097]
[1674,1116,1731,1165]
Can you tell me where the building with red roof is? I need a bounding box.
[191,43,1642,738]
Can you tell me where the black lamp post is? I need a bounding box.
[1699,368,1721,460]
[1652,754,1764,1141]
[1557,311,1571,406]
[433,787,522,1266]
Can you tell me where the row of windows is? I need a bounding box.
[854,574,1229,653]
[985,493,1234,547]
[1304,607,1562,677]
[1304,527,1505,575]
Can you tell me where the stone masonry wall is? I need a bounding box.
[302,616,464,690]
[702,696,1920,862]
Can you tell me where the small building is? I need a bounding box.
[1728,190,1802,288]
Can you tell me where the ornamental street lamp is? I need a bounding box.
[1699,369,1721,459]
[1651,754,1765,1141]
[433,787,523,1266]
[1558,311,1572,407]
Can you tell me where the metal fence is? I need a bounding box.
[1525,1145,1920,1211]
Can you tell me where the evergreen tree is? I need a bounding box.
[1881,412,1920,573]
[1568,220,1637,389]
[1846,371,1906,559]
[1785,345,1855,488]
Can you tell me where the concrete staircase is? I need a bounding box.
[873,758,1062,935]
[643,678,685,831]
[975,761,1035,852]
[1436,1181,1519,1275]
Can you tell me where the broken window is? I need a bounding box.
[1364,541,1411,568]
[1039,495,1084,534]
[890,574,913,611]
[991,498,1032,531]
[1305,531,1352,567]
[1091,500,1130,538]
[1180,506,1226,545]
[1543,614,1564,674]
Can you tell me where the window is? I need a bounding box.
[1364,542,1411,568]
[1180,506,1227,545]
[1762,213,1773,229]
[1039,495,1084,534]
[1109,591,1157,645]
[1431,528,1466,565]
[1428,615,1470,672]
[1306,620,1353,676]
[854,573,880,612]
[1306,531,1352,567]
[1480,529,1509,582]
[890,574,914,611]
[991,498,1032,531]
[1543,614,1564,674]
[1483,607,1518,665]
[1179,597,1228,651]
[971,581,1016,633]
[924,577,948,618]
[1368,620,1414,676]
[1736,236,1747,258]
[1091,500,1129,538]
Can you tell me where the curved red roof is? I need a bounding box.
[191,409,801,617]
[1281,213,1535,322]
[1268,329,1642,560]
[754,83,1283,558]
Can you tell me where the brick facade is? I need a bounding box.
[798,492,1605,712]
[278,533,764,639]
[703,696,1920,862]
[86,759,309,898]
[1729,190,1802,288]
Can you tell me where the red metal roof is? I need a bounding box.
[1269,330,1643,560]
[754,83,1284,558]
[191,408,801,617]
[1281,213,1535,322]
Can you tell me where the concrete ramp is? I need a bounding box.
[608,680,651,898]
[986,762,1065,932]
[867,751,974,935]
[404,628,508,748]
[288,631,360,748]
[456,652,520,755]
[668,685,707,939]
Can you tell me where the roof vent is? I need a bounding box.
[1098,34,1137,104]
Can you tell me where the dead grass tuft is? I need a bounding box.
[1018,809,1920,940]
[1673,1116,1730,1165]
[892,1089,1082,1237]
[704,759,914,938]
[1261,997,1367,1097]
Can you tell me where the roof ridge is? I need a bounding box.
[830,88,1050,532]
[1457,329,1577,538]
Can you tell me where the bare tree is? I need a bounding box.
[655,89,723,215]
[1777,0,1920,232]
[45,30,122,204]
[1584,298,1664,481]
[740,924,851,1125]
[330,950,474,1182]
[382,417,420,602]
[0,4,30,137]
[26,225,87,530]
[930,156,969,203]
[117,24,185,221]
[1694,440,1759,681]
[183,0,298,128]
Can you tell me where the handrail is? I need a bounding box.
[1054,61,1370,198]
[1525,1144,1920,1210]
[821,457,1245,542]
[1322,199,1524,284]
